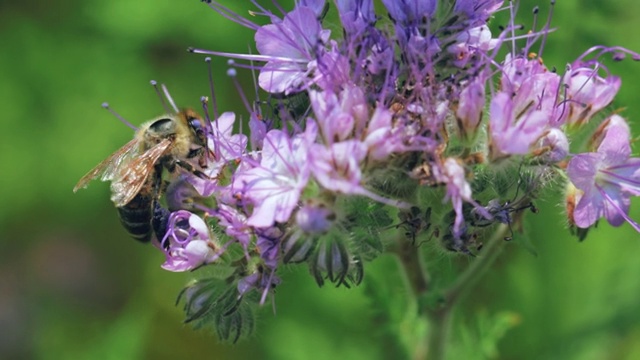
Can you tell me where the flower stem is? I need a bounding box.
[390,234,431,359]
[428,224,509,360]
[394,236,430,298]
[425,306,453,360]
[443,224,509,304]
[395,224,509,360]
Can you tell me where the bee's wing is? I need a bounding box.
[73,138,139,193]
[110,139,172,207]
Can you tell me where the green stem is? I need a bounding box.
[391,235,431,360]
[395,224,509,360]
[443,224,509,304]
[393,236,430,298]
[427,224,509,360]
[426,307,453,360]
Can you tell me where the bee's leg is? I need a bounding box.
[175,158,214,180]
[151,164,165,195]
[152,201,171,247]
[157,180,170,197]
[186,147,209,168]
[186,147,204,159]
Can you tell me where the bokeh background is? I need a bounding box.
[2,1,640,359]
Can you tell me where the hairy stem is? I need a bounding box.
[395,224,509,359]
[443,224,509,305]
[394,236,430,298]
[391,234,431,359]
[427,224,509,360]
[426,306,453,360]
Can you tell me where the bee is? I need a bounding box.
[73,109,210,242]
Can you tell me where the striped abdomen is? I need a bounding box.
[117,192,154,242]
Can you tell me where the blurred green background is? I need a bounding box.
[2,0,640,359]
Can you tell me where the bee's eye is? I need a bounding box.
[150,118,175,134]
[189,119,203,131]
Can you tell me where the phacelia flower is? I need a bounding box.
[93,0,640,341]
[233,127,313,228]
[255,6,331,93]
[567,117,640,231]
[561,62,621,127]
[161,211,222,272]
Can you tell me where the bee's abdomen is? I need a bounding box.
[117,194,153,242]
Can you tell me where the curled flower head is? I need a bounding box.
[161,211,222,272]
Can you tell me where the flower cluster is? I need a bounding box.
[148,0,638,340]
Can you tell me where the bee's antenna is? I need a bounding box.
[205,57,219,121]
[202,58,218,160]
[101,103,137,130]
[161,84,180,113]
[150,80,172,114]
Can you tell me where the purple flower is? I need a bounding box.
[567,117,640,231]
[298,0,326,17]
[215,203,252,249]
[237,268,281,305]
[446,25,497,67]
[532,128,569,163]
[381,0,437,24]
[309,139,410,208]
[488,91,549,159]
[500,54,551,94]
[362,106,401,160]
[256,227,284,269]
[313,46,352,92]
[309,87,360,143]
[158,0,640,332]
[455,77,486,140]
[189,112,247,197]
[161,211,222,272]
[432,158,475,237]
[335,0,376,35]
[310,140,367,194]
[233,126,314,228]
[255,7,330,93]
[249,113,267,151]
[486,54,563,158]
[454,0,504,20]
[296,201,335,234]
[560,64,621,126]
[589,113,630,151]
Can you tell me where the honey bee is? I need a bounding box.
[74,109,210,242]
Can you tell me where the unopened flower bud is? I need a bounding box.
[455,79,485,141]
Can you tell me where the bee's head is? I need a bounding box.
[185,114,207,147]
